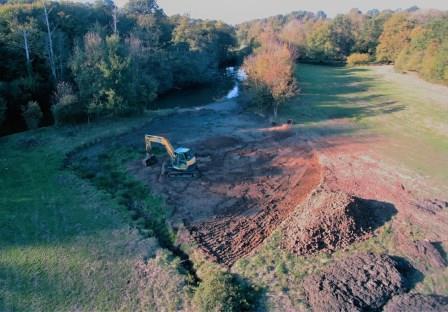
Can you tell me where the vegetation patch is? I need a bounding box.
[193,269,260,312]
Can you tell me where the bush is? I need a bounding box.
[347,53,370,66]
[23,101,42,129]
[193,270,257,312]
[52,82,83,125]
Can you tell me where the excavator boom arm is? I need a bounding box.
[145,135,176,160]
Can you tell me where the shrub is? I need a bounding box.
[193,270,257,312]
[23,101,42,129]
[52,82,83,125]
[347,53,370,66]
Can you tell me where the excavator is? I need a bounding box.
[144,135,199,177]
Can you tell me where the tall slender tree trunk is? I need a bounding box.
[112,6,118,34]
[43,3,56,80]
[22,30,32,77]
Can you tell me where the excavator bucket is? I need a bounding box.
[143,154,157,167]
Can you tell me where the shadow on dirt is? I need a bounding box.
[358,198,397,230]
[391,256,425,291]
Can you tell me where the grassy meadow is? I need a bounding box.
[281,64,448,188]
[0,114,190,311]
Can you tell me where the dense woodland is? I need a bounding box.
[0,1,447,135]
[0,0,236,134]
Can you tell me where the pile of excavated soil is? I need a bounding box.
[303,253,409,311]
[189,150,322,266]
[283,188,395,256]
[395,232,447,271]
[384,293,448,312]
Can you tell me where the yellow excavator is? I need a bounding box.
[144,135,199,177]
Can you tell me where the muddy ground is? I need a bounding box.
[129,103,322,266]
[68,96,448,309]
[129,99,447,270]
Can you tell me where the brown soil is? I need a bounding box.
[383,293,448,312]
[141,131,322,266]
[395,231,447,271]
[303,253,409,312]
[282,188,396,256]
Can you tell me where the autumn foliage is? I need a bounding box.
[347,53,370,66]
[243,34,298,118]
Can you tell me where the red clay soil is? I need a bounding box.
[137,129,322,267]
[189,150,321,266]
[282,188,394,256]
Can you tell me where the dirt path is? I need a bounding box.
[372,65,448,109]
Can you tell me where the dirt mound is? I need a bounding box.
[384,293,448,312]
[303,253,409,312]
[396,232,447,271]
[283,189,396,256]
[189,152,321,266]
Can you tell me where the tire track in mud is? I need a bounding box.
[187,147,322,267]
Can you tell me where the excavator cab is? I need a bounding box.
[172,147,196,171]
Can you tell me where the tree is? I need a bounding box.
[125,0,161,15]
[43,2,56,80]
[330,14,355,58]
[376,13,416,63]
[243,34,298,119]
[306,21,337,61]
[395,17,448,84]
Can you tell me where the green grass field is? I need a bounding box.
[281,64,448,188]
[0,115,175,311]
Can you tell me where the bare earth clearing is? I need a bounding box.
[68,65,448,310]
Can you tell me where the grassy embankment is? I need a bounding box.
[233,64,448,310]
[0,113,189,311]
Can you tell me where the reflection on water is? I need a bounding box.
[152,67,246,109]
[225,67,247,99]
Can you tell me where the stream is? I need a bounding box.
[151,67,246,109]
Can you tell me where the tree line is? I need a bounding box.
[1,3,447,134]
[238,8,448,81]
[0,0,236,134]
